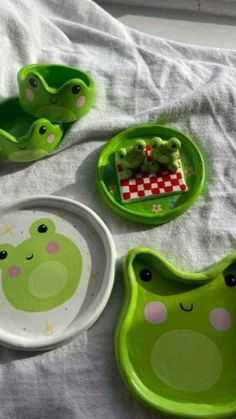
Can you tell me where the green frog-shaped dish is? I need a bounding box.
[115,247,236,418]
[18,63,95,123]
[0,97,63,162]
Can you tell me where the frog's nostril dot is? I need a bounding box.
[8,265,21,279]
[47,241,60,254]
[144,301,167,324]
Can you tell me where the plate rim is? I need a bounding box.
[97,124,205,225]
[0,195,116,351]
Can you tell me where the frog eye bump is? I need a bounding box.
[119,149,126,159]
[139,268,152,282]
[224,274,236,287]
[71,85,81,95]
[39,126,47,135]
[29,77,38,88]
[0,250,7,260]
[135,140,146,151]
[37,224,48,233]
[169,137,181,150]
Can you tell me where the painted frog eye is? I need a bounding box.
[37,224,48,233]
[39,126,47,135]
[0,251,7,260]
[139,268,152,282]
[71,85,81,95]
[29,77,38,88]
[224,274,236,287]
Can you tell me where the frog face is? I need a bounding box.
[116,248,236,417]
[0,118,63,162]
[0,218,82,312]
[150,137,181,166]
[18,65,95,123]
[116,139,146,170]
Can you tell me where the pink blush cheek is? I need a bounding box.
[47,134,55,144]
[26,89,34,101]
[47,241,60,254]
[8,265,21,279]
[76,96,86,108]
[144,301,167,324]
[210,308,232,331]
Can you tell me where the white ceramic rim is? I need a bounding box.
[0,195,116,351]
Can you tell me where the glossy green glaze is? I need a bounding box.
[0,98,63,162]
[18,64,95,123]
[97,124,205,225]
[115,247,236,418]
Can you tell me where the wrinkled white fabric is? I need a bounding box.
[0,0,235,417]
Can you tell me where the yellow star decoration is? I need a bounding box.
[0,224,15,236]
[45,320,54,334]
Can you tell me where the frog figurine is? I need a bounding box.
[0,218,82,312]
[115,139,146,180]
[115,247,236,418]
[143,136,181,173]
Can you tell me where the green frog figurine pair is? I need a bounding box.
[116,137,181,180]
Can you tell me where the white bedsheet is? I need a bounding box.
[0,0,236,418]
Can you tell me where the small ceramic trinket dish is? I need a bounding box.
[0,196,116,350]
[115,247,236,418]
[18,63,95,123]
[0,97,63,162]
[97,124,205,225]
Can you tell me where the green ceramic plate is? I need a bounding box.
[115,247,236,418]
[97,124,205,225]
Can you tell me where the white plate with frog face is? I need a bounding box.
[0,196,116,350]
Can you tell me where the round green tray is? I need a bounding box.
[97,124,205,225]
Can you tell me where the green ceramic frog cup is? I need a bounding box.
[0,98,63,162]
[18,64,95,123]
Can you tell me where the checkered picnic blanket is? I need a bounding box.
[115,146,188,202]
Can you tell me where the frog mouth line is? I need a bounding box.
[49,98,58,104]
[18,145,27,150]
[179,302,193,312]
[26,254,34,260]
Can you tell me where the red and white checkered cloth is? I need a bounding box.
[116,145,188,202]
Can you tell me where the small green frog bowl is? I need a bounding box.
[18,63,95,123]
[0,97,63,162]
